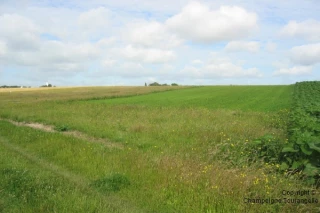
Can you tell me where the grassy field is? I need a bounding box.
[0,86,183,102]
[92,85,292,111]
[0,85,319,212]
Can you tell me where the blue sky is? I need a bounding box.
[0,0,319,86]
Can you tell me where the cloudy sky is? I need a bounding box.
[0,0,319,86]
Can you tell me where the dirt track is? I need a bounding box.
[1,118,123,149]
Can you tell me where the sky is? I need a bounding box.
[0,0,319,86]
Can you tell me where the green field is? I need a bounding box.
[0,85,319,212]
[92,86,292,111]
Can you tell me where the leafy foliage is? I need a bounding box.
[281,81,320,185]
[217,82,320,186]
[246,134,284,164]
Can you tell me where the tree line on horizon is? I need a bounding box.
[0,85,31,88]
[146,82,179,86]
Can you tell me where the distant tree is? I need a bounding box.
[149,82,161,86]
[171,83,179,86]
[1,85,20,88]
[162,83,168,86]
[145,82,147,86]
[40,83,53,87]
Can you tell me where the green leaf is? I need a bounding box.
[300,144,313,155]
[253,140,262,145]
[291,161,302,169]
[280,162,289,170]
[282,146,299,153]
[303,163,319,177]
[285,157,292,164]
[308,142,320,153]
[296,138,305,145]
[306,177,316,185]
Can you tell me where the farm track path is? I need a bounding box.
[0,118,123,149]
[0,135,88,186]
[0,136,143,213]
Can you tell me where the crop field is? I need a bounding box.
[0,84,319,212]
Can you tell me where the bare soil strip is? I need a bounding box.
[1,118,123,149]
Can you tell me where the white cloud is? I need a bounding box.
[92,62,150,78]
[25,7,81,41]
[1,0,319,86]
[179,66,201,78]
[3,38,99,73]
[178,56,263,79]
[273,66,313,76]
[0,40,7,57]
[265,42,277,52]
[123,21,182,48]
[166,2,258,43]
[121,62,143,69]
[120,45,176,64]
[0,13,39,35]
[280,19,320,41]
[10,40,100,72]
[204,58,263,78]
[272,60,291,69]
[0,13,41,51]
[101,59,116,67]
[78,7,111,33]
[225,41,260,52]
[191,59,203,65]
[96,37,117,47]
[291,43,320,65]
[47,62,83,72]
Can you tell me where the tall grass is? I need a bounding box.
[1,85,319,212]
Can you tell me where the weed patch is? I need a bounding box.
[91,173,130,193]
[0,168,58,204]
[246,134,284,164]
[54,124,70,132]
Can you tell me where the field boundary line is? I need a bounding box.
[81,86,197,102]
[0,118,123,149]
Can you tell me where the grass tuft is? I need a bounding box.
[90,173,130,193]
[54,124,70,132]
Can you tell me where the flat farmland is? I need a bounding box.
[93,85,292,111]
[0,85,319,212]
